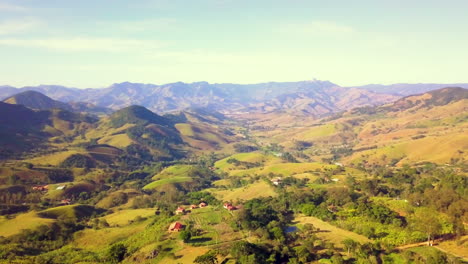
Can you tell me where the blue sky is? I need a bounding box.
[0,0,467,88]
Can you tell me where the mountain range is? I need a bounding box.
[2,80,466,116]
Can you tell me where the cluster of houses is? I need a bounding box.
[32,184,67,192]
[32,185,49,191]
[169,201,239,232]
[174,201,208,215]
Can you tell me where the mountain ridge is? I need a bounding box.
[1,80,467,116]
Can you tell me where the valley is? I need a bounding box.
[0,85,466,264]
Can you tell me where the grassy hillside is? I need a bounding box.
[0,211,55,237]
[38,205,104,220]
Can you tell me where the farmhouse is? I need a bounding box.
[168,221,183,232]
[190,204,198,210]
[175,207,185,215]
[271,177,282,186]
[224,203,236,211]
[199,202,207,208]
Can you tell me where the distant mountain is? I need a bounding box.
[387,87,468,111]
[1,80,467,116]
[3,90,112,115]
[353,83,468,96]
[3,90,72,111]
[248,86,399,117]
[0,85,80,101]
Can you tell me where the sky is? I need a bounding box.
[0,0,467,88]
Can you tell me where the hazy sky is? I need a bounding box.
[1,0,467,88]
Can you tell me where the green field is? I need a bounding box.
[0,211,55,237]
[73,221,149,250]
[294,215,370,248]
[151,164,194,180]
[101,208,156,226]
[143,164,196,189]
[143,176,192,190]
[211,180,277,201]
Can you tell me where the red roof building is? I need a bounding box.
[175,207,185,215]
[60,199,71,205]
[168,222,183,232]
[199,202,207,208]
[224,203,236,211]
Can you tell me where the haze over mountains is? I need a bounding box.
[2,80,467,116]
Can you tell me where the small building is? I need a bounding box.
[60,199,71,205]
[199,202,207,208]
[271,177,282,186]
[33,185,49,191]
[190,204,198,210]
[175,207,185,215]
[56,185,66,190]
[224,203,236,211]
[168,222,183,232]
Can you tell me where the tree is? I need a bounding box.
[342,238,359,255]
[194,250,218,264]
[107,243,127,263]
[412,208,442,245]
[330,254,344,264]
[295,246,312,263]
[179,230,192,243]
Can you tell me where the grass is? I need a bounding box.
[25,150,81,166]
[73,221,149,250]
[224,161,338,178]
[214,152,274,170]
[162,245,209,264]
[151,164,194,180]
[211,180,277,201]
[294,215,370,248]
[435,235,468,260]
[347,132,467,166]
[101,208,156,226]
[0,211,55,237]
[143,164,197,189]
[38,204,103,220]
[176,123,230,151]
[97,133,133,148]
[143,176,192,190]
[299,124,336,140]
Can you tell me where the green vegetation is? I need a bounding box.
[0,88,466,263]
